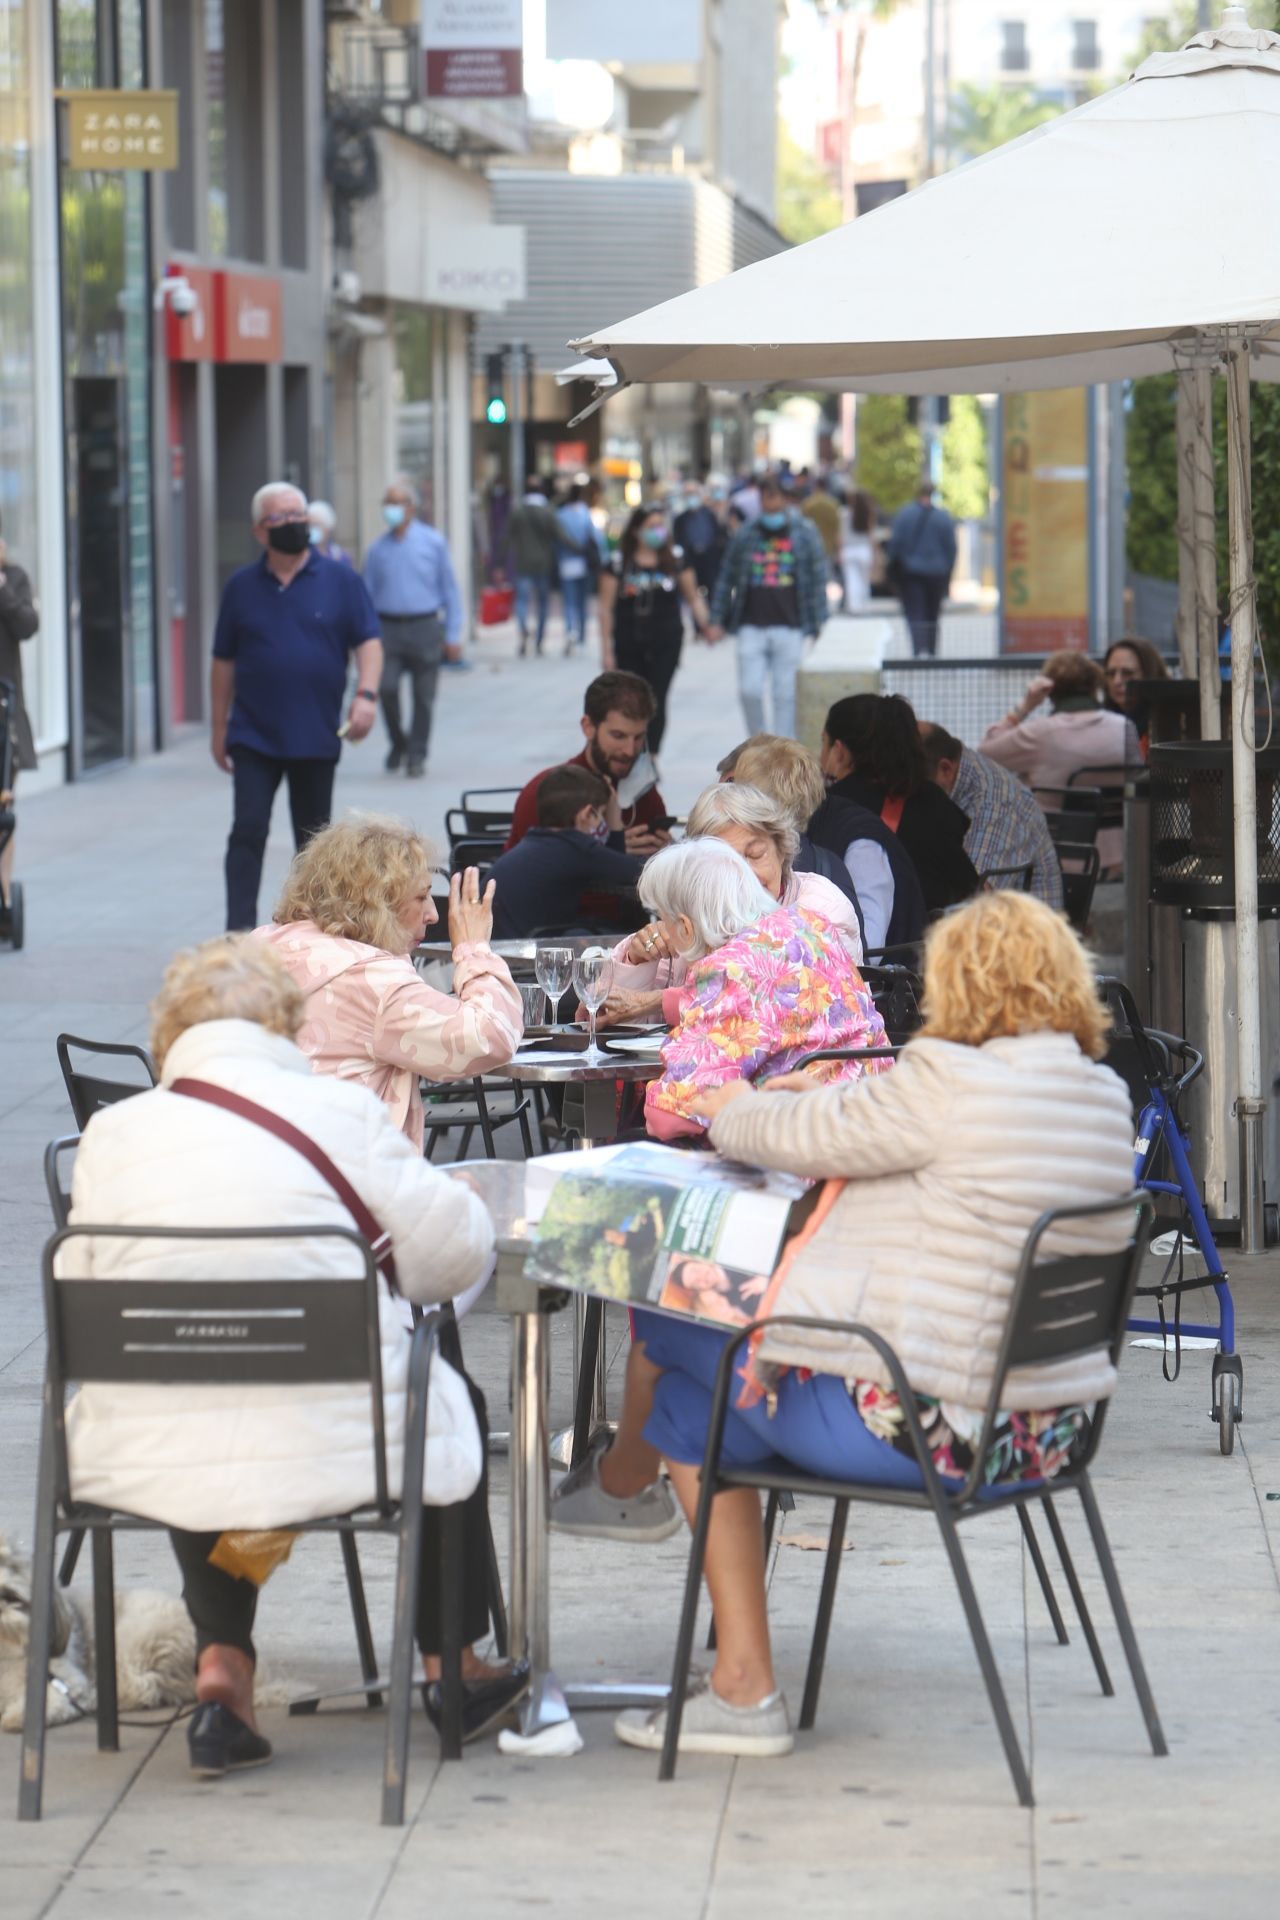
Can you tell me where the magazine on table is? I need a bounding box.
[522,1143,816,1327]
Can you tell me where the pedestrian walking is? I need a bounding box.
[0,508,39,916]
[598,505,710,757]
[840,489,877,609]
[708,473,829,741]
[306,499,352,565]
[800,473,841,587]
[503,476,582,656]
[555,482,599,654]
[362,476,462,777]
[673,481,727,599]
[211,481,383,932]
[887,480,956,657]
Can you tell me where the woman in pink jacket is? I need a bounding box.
[256,816,523,1151]
[255,815,528,1741]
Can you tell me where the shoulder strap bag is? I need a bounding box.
[170,1077,399,1292]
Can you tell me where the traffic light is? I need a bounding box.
[485,351,508,426]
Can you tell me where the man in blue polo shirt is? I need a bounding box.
[211,480,383,931]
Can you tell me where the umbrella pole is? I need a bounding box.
[1225,344,1265,1251]
[1175,372,1198,679]
[1191,364,1221,741]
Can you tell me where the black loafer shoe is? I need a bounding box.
[187,1701,273,1778]
[385,747,403,772]
[423,1660,531,1746]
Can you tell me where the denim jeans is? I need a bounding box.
[514,574,552,649]
[560,576,588,649]
[735,624,806,739]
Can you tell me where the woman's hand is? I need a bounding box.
[592,987,665,1030]
[625,922,674,967]
[1019,674,1054,716]
[688,1079,753,1122]
[757,1070,818,1094]
[449,868,495,949]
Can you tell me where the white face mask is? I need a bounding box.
[590,813,610,844]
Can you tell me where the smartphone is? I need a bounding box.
[649,815,685,832]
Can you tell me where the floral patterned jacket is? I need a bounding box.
[645,905,890,1141]
[256,921,523,1151]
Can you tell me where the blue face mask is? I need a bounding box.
[382,503,406,529]
[760,510,788,532]
[641,525,668,550]
[308,525,324,546]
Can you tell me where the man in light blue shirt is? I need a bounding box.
[887,481,957,658]
[363,477,463,775]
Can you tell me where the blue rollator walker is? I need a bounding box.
[1100,978,1241,1455]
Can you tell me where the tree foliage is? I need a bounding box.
[947,82,1062,162]
[775,127,843,246]
[940,395,989,521]
[856,394,922,516]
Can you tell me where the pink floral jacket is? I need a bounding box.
[644,905,890,1141]
[256,921,523,1150]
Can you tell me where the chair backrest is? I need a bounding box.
[979,861,1034,893]
[859,963,924,1043]
[452,787,521,842]
[448,837,499,879]
[43,1223,391,1511]
[1067,763,1126,829]
[1055,841,1101,931]
[56,1034,157,1133]
[44,1136,78,1230]
[975,1191,1153,1491]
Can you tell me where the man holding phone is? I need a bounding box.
[504,671,673,856]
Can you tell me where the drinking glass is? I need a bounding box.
[535,944,574,1029]
[573,947,615,1064]
[518,981,545,1029]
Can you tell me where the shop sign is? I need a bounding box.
[422,1,523,99]
[164,264,215,362]
[1000,388,1092,654]
[63,90,178,170]
[425,223,525,313]
[214,272,283,363]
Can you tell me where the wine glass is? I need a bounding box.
[535,943,573,1029]
[573,947,615,1064]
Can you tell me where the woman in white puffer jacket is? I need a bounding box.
[61,937,494,1778]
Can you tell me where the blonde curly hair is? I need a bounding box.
[919,892,1110,1059]
[274,815,434,955]
[150,937,304,1069]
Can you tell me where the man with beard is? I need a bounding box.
[504,671,672,856]
[212,482,383,930]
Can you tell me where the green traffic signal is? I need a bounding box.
[486,396,508,426]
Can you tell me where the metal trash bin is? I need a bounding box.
[1148,741,1280,1241]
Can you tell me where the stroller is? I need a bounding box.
[1099,978,1241,1455]
[0,678,22,951]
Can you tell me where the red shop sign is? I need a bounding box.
[214,270,282,363]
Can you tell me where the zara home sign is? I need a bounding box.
[62,90,179,170]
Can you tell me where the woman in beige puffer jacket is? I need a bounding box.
[607,893,1139,1762]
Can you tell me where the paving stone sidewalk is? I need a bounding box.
[2,618,1279,1917]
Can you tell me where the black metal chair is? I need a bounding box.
[1056,840,1102,932]
[656,1192,1165,1806]
[18,1223,464,1826]
[858,964,924,1044]
[444,789,521,848]
[56,1034,156,1132]
[421,1075,535,1162]
[448,837,501,881]
[979,861,1034,892]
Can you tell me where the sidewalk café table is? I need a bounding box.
[448,1157,670,1738]
[504,1036,665,1446]
[415,933,605,968]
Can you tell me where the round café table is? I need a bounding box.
[415,933,608,968]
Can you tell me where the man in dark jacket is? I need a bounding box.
[503,479,582,657]
[487,764,643,939]
[0,510,40,911]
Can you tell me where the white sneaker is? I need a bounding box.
[549,1444,683,1543]
[615,1674,794,1757]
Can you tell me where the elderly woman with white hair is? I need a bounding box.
[639,838,889,1142]
[604,783,863,1029]
[60,937,512,1778]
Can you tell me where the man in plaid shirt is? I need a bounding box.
[919,722,1063,909]
[708,474,829,740]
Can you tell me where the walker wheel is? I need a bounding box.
[1,881,21,950]
[1212,1353,1243,1457]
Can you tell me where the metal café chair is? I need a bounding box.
[656,1193,1165,1806]
[1056,840,1102,932]
[56,1033,156,1132]
[19,1222,463,1827]
[980,860,1035,892]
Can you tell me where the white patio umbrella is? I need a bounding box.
[571,5,1280,1244]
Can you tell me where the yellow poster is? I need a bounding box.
[1001,389,1091,653]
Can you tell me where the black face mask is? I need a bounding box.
[267,521,310,555]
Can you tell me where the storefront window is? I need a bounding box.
[0,0,40,725]
[393,307,437,523]
[56,0,154,768]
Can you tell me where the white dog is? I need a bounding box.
[0,1531,196,1733]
